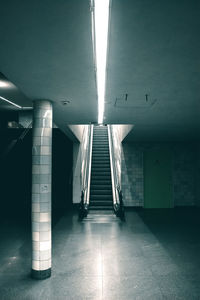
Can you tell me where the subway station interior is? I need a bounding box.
[0,0,200,299]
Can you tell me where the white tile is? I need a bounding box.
[32,193,40,202]
[40,165,50,174]
[32,250,40,260]
[32,231,39,241]
[40,241,51,251]
[40,212,51,222]
[40,174,51,184]
[41,146,50,155]
[33,136,42,145]
[32,212,40,222]
[39,260,50,270]
[40,193,51,202]
[39,222,51,232]
[33,128,43,137]
[32,145,41,156]
[40,184,50,194]
[43,128,52,137]
[39,249,51,260]
[32,203,40,213]
[32,184,40,193]
[32,241,40,251]
[40,155,51,165]
[32,260,40,270]
[34,109,49,119]
[32,165,40,174]
[39,231,51,241]
[32,222,39,232]
[40,202,50,212]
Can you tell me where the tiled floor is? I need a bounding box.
[0,208,200,299]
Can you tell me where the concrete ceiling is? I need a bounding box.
[0,0,200,140]
[0,0,97,128]
[106,0,200,141]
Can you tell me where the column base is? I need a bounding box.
[31,268,51,280]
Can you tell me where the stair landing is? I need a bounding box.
[83,210,119,223]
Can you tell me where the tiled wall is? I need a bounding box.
[121,142,198,207]
[121,144,144,206]
[173,145,196,206]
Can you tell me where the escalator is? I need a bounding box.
[79,124,124,220]
[89,125,113,210]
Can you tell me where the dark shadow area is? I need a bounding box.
[137,207,200,245]
[52,128,73,226]
[136,207,200,286]
[0,127,73,227]
[0,128,32,225]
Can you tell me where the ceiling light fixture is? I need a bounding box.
[0,95,22,108]
[0,95,32,109]
[0,81,11,88]
[92,0,110,124]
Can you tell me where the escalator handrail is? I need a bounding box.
[108,125,120,206]
[82,124,93,206]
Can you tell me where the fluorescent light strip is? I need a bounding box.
[0,95,22,108]
[94,0,110,124]
[0,95,32,109]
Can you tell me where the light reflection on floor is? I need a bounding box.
[0,209,200,299]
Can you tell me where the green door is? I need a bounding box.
[144,149,172,208]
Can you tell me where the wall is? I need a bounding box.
[52,129,73,222]
[122,142,198,207]
[173,144,196,206]
[68,125,85,142]
[72,125,90,204]
[72,142,82,204]
[111,125,134,188]
[122,143,144,206]
[112,125,134,143]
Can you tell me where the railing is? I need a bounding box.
[79,124,93,219]
[18,121,32,140]
[108,125,125,220]
[1,122,32,159]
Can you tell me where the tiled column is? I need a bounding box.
[31,100,52,280]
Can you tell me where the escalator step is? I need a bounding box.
[91,185,112,190]
[89,206,113,210]
[91,180,112,185]
[90,195,113,200]
[90,189,112,195]
[89,126,114,213]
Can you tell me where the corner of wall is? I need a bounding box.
[72,142,82,204]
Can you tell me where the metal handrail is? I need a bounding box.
[108,125,125,219]
[86,125,93,205]
[79,124,93,219]
[108,125,119,205]
[19,121,32,140]
[1,122,33,159]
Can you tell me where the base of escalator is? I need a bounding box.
[82,210,120,223]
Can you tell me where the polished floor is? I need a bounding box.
[0,208,200,299]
